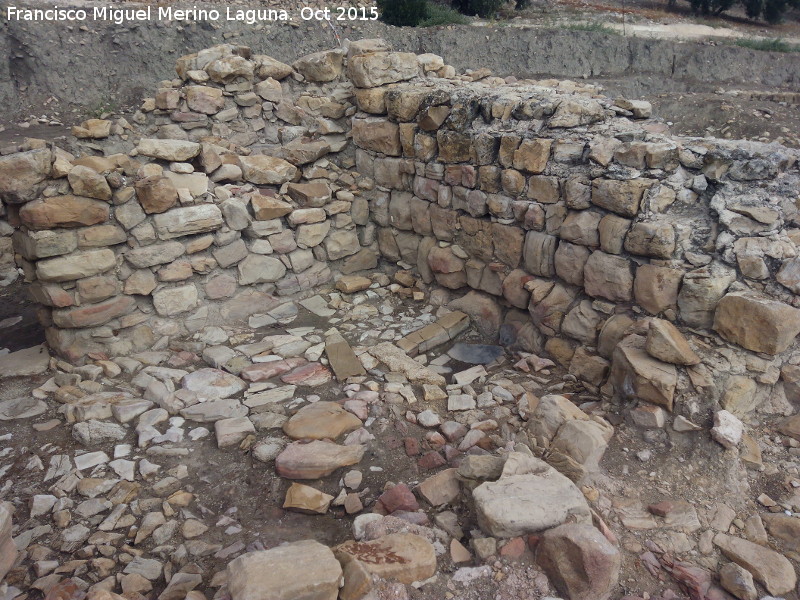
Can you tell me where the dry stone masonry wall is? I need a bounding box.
[2,38,800,434]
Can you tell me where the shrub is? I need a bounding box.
[451,0,504,18]
[419,4,472,25]
[377,0,429,26]
[734,37,800,51]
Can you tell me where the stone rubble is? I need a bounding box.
[0,35,799,600]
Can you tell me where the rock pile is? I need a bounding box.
[0,36,799,600]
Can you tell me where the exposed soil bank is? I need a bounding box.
[2,17,799,122]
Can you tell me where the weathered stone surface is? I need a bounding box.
[253,55,293,80]
[645,319,700,365]
[77,224,127,248]
[473,455,591,538]
[348,52,418,88]
[352,119,401,156]
[559,211,601,246]
[624,221,675,258]
[239,155,298,185]
[326,333,367,380]
[283,482,334,514]
[125,242,184,268]
[0,148,52,203]
[324,229,360,260]
[287,182,331,207]
[185,85,225,114]
[513,139,551,174]
[761,514,800,554]
[536,524,621,600]
[152,284,198,316]
[334,534,436,584]
[135,176,178,214]
[713,533,797,596]
[719,562,757,600]
[0,344,50,378]
[206,55,254,83]
[611,335,677,411]
[523,231,557,277]
[72,118,111,138]
[583,251,633,302]
[20,196,109,230]
[153,205,224,239]
[13,229,78,260]
[53,295,135,328]
[36,249,116,283]
[137,139,201,162]
[713,291,800,355]
[677,262,736,329]
[283,402,362,440]
[275,440,365,479]
[251,194,292,220]
[591,179,652,217]
[227,540,342,600]
[293,49,343,82]
[369,343,446,386]
[634,264,682,315]
[215,416,255,448]
[68,165,112,201]
[238,255,286,285]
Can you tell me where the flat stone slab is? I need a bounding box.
[447,343,504,365]
[283,401,362,440]
[0,397,48,420]
[299,295,335,317]
[227,540,342,600]
[276,440,365,479]
[181,368,246,400]
[0,344,50,378]
[325,333,366,380]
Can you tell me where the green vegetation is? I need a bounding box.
[559,21,619,34]
[687,0,799,24]
[419,3,471,26]
[451,0,503,17]
[377,0,534,26]
[734,37,800,51]
[377,0,470,26]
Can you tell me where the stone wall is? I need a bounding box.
[0,42,392,361]
[346,56,800,421]
[2,39,800,426]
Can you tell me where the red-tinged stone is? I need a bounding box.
[444,445,462,463]
[500,537,527,559]
[281,362,333,387]
[44,579,84,600]
[52,295,135,328]
[404,438,420,457]
[240,358,306,382]
[19,195,109,230]
[417,451,446,470]
[425,431,446,447]
[648,501,674,517]
[275,440,365,479]
[378,484,419,514]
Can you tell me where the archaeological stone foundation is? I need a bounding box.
[1,37,800,433]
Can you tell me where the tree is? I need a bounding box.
[376,0,429,26]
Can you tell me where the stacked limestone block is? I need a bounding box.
[1,43,422,362]
[347,48,800,425]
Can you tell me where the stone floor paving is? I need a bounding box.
[0,274,799,600]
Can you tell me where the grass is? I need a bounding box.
[733,37,800,52]
[419,2,471,26]
[559,21,619,34]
